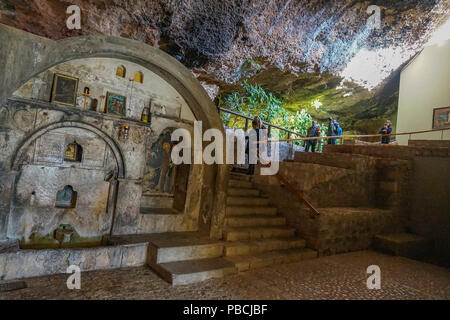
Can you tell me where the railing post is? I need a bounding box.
[268,125,271,138]
[287,132,293,160]
[245,118,249,132]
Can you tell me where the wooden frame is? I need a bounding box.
[51,73,79,106]
[432,106,450,130]
[104,91,127,117]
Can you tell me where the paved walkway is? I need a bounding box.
[1,250,449,300]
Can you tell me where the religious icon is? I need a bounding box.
[51,73,79,106]
[432,106,450,129]
[134,71,143,83]
[105,92,127,117]
[141,106,150,123]
[143,129,176,194]
[117,125,130,141]
[64,141,83,162]
[116,65,126,78]
[79,87,91,110]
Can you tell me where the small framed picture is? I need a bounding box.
[51,73,79,106]
[432,106,450,130]
[105,92,127,117]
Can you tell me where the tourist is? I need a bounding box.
[334,119,343,144]
[305,120,321,152]
[246,116,265,175]
[379,121,392,144]
[327,117,336,144]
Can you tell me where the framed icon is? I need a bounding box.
[432,106,450,130]
[105,91,127,117]
[51,73,79,106]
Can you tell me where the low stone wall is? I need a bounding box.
[252,155,408,256]
[254,160,377,208]
[324,144,450,159]
[296,208,403,255]
[0,243,147,281]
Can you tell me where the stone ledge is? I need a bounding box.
[373,233,432,259]
[0,242,148,281]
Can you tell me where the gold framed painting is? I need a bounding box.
[51,73,79,106]
[105,91,127,117]
[432,106,450,130]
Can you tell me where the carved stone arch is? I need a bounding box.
[11,120,126,179]
[0,25,228,239]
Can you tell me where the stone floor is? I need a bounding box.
[1,250,449,300]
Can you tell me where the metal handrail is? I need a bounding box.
[217,106,304,138]
[276,173,320,217]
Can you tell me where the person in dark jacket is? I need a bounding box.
[334,119,343,144]
[327,117,336,144]
[305,120,321,152]
[246,116,266,174]
[379,121,392,144]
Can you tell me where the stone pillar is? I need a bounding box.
[0,171,18,240]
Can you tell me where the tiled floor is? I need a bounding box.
[1,250,449,300]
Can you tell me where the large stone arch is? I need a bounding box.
[10,120,126,179]
[0,24,228,239]
[0,24,222,131]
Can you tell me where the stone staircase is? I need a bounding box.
[147,173,317,285]
[222,173,317,272]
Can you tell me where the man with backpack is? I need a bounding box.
[305,120,321,152]
[334,119,343,144]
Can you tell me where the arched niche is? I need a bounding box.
[11,120,125,178]
[7,121,124,246]
[141,127,191,215]
[0,26,228,239]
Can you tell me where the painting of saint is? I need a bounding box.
[143,129,176,194]
[51,73,79,106]
[105,92,127,117]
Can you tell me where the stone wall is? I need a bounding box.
[293,208,403,255]
[409,157,450,267]
[324,144,450,265]
[252,151,411,255]
[0,56,210,246]
[323,144,450,160]
[0,242,148,281]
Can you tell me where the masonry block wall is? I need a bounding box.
[253,149,417,256]
[0,57,210,247]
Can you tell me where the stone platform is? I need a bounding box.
[1,250,448,300]
[374,233,432,260]
[0,242,148,281]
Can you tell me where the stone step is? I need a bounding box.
[225,248,317,272]
[225,215,286,228]
[373,233,432,260]
[224,238,306,257]
[151,257,238,285]
[229,172,252,181]
[149,242,225,264]
[224,226,296,241]
[228,179,253,189]
[227,187,260,197]
[226,196,269,206]
[226,206,278,216]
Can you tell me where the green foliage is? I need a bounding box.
[218,81,325,144]
[219,81,285,127]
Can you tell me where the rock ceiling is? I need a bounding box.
[1,0,449,132]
